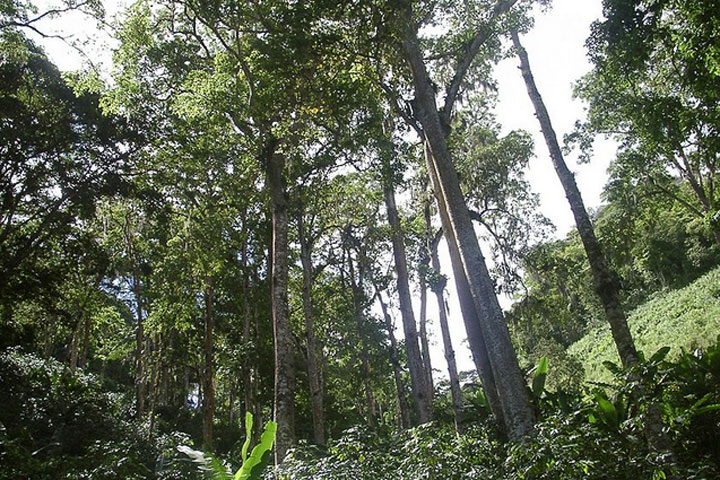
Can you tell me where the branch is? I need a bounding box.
[441,0,518,124]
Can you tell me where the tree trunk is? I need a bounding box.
[418,267,434,403]
[512,29,676,462]
[298,211,326,446]
[202,279,215,448]
[382,166,432,423]
[265,138,295,463]
[347,247,377,427]
[400,16,535,439]
[511,29,639,368]
[425,201,464,431]
[133,273,146,418]
[376,288,412,429]
[424,143,505,430]
[79,315,91,370]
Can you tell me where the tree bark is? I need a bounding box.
[399,11,535,438]
[265,138,295,463]
[202,279,215,448]
[382,169,432,423]
[425,201,464,431]
[298,211,326,446]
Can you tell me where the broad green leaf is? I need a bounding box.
[532,356,549,398]
[241,412,253,463]
[234,420,277,480]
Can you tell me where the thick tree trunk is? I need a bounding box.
[265,139,295,463]
[511,30,639,368]
[382,169,432,423]
[202,279,215,448]
[425,144,505,429]
[400,17,535,439]
[425,202,464,431]
[376,288,412,428]
[298,212,326,446]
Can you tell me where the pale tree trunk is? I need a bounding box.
[265,139,295,463]
[399,14,535,438]
[511,29,638,369]
[424,142,507,433]
[418,268,434,403]
[298,211,326,446]
[425,201,464,431]
[382,166,432,423]
[512,29,676,461]
[376,287,412,429]
[202,279,215,448]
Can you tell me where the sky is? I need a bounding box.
[28,0,615,380]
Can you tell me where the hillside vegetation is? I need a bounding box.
[569,267,720,384]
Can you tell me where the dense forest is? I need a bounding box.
[1,0,720,478]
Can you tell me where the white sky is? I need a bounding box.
[28,0,614,380]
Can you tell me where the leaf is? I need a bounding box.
[532,356,549,398]
[695,404,720,415]
[649,346,671,363]
[241,412,253,463]
[602,361,622,376]
[234,420,277,480]
[594,393,619,429]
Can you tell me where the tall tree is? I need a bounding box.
[386,0,537,438]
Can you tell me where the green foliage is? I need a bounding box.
[279,340,720,479]
[569,267,720,384]
[178,412,277,480]
[0,349,196,480]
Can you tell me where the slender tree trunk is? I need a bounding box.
[382,166,432,423]
[425,202,464,431]
[241,228,255,421]
[347,248,377,427]
[512,29,676,463]
[133,273,146,418]
[77,315,91,369]
[400,17,535,438]
[69,318,81,373]
[511,29,639,368]
[376,288,411,429]
[202,279,215,448]
[298,211,326,446]
[265,139,295,463]
[418,269,434,402]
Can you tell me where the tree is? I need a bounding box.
[386,0,537,439]
[574,0,720,244]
